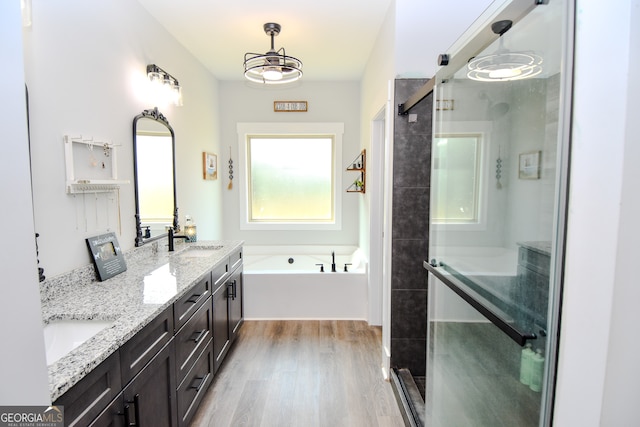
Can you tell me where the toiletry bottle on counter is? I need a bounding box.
[184,215,197,242]
[519,343,534,385]
[529,349,545,392]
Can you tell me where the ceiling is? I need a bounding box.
[136,0,394,82]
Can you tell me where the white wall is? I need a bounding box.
[23,0,222,277]
[554,0,639,425]
[218,81,361,246]
[0,1,50,404]
[600,2,640,423]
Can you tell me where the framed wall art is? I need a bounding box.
[519,150,541,179]
[203,152,217,180]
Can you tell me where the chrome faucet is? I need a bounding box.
[331,251,337,272]
[167,228,189,251]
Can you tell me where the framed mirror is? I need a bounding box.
[133,107,178,246]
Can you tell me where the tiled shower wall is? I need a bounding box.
[390,79,432,376]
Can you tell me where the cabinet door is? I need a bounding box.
[228,267,243,344]
[88,394,125,427]
[212,281,230,374]
[122,340,177,427]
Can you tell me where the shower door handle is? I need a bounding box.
[423,260,537,346]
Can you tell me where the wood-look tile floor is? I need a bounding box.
[191,320,404,427]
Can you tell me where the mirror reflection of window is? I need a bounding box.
[136,134,174,226]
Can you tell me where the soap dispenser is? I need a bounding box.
[519,343,534,385]
[184,215,197,242]
[529,349,545,392]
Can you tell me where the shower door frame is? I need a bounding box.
[417,0,575,425]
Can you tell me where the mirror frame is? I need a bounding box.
[133,107,178,246]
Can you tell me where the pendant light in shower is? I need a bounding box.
[244,23,303,85]
[467,20,543,82]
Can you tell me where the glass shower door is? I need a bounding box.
[425,0,573,425]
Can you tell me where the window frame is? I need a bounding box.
[237,122,344,230]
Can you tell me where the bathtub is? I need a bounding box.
[242,245,368,320]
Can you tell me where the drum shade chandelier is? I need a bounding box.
[467,20,543,82]
[244,23,303,85]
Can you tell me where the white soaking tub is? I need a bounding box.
[243,245,368,320]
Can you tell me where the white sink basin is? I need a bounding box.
[43,319,113,365]
[177,247,223,258]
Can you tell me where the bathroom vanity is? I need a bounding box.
[41,240,243,427]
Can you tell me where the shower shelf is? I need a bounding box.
[345,149,366,193]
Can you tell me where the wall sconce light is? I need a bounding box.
[147,64,183,106]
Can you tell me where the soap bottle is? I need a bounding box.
[519,343,534,385]
[529,349,545,392]
[184,215,197,242]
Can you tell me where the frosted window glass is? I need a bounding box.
[248,137,334,222]
[432,136,479,222]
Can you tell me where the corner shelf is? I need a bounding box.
[64,135,129,194]
[346,149,366,193]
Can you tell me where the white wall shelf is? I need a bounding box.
[64,135,129,194]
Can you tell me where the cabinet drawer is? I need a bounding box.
[229,247,243,273]
[211,260,228,290]
[120,305,173,384]
[54,350,121,427]
[174,271,211,332]
[175,297,212,384]
[177,344,214,427]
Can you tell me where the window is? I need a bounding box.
[237,123,344,230]
[432,135,481,223]
[431,121,492,231]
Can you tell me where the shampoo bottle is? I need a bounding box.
[519,343,534,385]
[529,349,545,392]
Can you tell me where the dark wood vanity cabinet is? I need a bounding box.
[56,245,243,427]
[212,247,243,374]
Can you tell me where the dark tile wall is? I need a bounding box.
[390,79,432,376]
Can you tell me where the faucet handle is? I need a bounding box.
[344,263,352,272]
[315,263,324,273]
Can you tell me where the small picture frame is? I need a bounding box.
[86,232,127,281]
[203,152,217,180]
[519,151,541,179]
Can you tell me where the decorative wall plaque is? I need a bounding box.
[274,101,308,112]
[86,232,127,281]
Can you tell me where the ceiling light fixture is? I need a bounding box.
[244,23,303,85]
[467,20,543,82]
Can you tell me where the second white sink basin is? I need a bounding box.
[44,319,114,365]
[177,247,223,258]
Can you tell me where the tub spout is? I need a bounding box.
[331,251,337,272]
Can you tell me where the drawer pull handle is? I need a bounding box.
[191,329,207,343]
[186,293,202,304]
[190,373,210,392]
[124,394,141,426]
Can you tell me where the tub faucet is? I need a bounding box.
[331,251,337,272]
[167,228,189,251]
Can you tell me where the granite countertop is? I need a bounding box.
[41,240,243,402]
